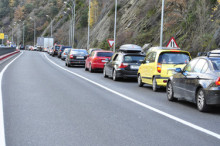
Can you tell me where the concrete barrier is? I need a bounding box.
[0,47,16,56]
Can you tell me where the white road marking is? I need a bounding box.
[0,52,23,146]
[44,53,220,140]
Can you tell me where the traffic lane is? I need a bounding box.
[0,52,20,72]
[3,51,219,145]
[45,52,220,133]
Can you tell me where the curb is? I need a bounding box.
[0,50,20,61]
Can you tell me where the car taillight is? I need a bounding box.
[70,55,73,59]
[215,77,220,86]
[119,63,128,68]
[157,63,162,73]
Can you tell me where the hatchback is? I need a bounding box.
[65,49,88,67]
[58,46,72,58]
[103,44,146,81]
[167,50,220,112]
[138,47,191,91]
[61,48,71,60]
[85,50,114,72]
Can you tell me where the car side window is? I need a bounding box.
[184,59,199,72]
[144,53,152,63]
[116,54,123,62]
[201,61,209,73]
[192,59,207,73]
[91,51,95,57]
[111,54,118,61]
[149,52,156,63]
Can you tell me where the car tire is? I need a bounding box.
[89,64,93,73]
[196,88,209,112]
[152,77,158,92]
[138,74,144,87]
[112,69,118,81]
[103,67,108,78]
[167,81,177,101]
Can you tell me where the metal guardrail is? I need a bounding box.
[0,47,16,56]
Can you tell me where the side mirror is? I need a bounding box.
[175,68,182,73]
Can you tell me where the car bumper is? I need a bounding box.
[70,60,85,65]
[205,88,220,105]
[116,69,138,78]
[92,63,105,70]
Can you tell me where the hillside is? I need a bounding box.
[1,0,220,54]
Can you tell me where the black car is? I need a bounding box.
[65,49,88,67]
[103,44,146,81]
[19,44,25,50]
[167,50,220,112]
[58,46,71,58]
[52,45,61,56]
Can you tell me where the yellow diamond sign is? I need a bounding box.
[0,33,4,39]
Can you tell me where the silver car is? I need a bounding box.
[61,48,72,60]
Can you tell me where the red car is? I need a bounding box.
[85,50,114,72]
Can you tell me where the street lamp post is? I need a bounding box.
[64,1,75,48]
[64,11,72,46]
[23,22,25,46]
[160,0,165,47]
[46,15,53,37]
[113,0,117,52]
[30,17,36,46]
[87,0,91,50]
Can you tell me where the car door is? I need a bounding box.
[146,52,157,84]
[105,54,118,76]
[183,59,207,101]
[141,53,152,83]
[174,58,199,98]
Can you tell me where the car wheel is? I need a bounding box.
[112,69,118,81]
[167,81,177,101]
[196,88,209,112]
[138,74,144,87]
[152,77,158,92]
[89,64,93,73]
[103,67,108,78]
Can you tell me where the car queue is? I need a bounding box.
[40,43,220,112]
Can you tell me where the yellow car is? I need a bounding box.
[138,47,191,91]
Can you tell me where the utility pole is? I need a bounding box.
[73,0,76,47]
[160,0,165,47]
[23,22,25,46]
[64,11,72,46]
[113,0,117,52]
[87,0,91,50]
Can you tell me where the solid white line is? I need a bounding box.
[0,52,23,146]
[44,53,220,140]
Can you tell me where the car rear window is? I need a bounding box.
[211,59,220,70]
[158,52,190,64]
[71,50,88,55]
[123,55,145,63]
[97,52,113,57]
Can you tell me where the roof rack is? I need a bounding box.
[118,44,142,53]
[207,52,220,57]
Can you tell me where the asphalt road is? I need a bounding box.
[1,51,220,146]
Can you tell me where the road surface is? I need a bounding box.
[1,51,220,146]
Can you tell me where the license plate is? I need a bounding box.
[130,65,139,70]
[76,56,84,59]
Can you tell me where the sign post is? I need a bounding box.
[166,37,179,48]
[107,39,115,51]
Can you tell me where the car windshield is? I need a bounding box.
[55,46,60,50]
[158,52,190,64]
[97,52,113,57]
[71,50,88,55]
[123,55,145,63]
[211,59,220,70]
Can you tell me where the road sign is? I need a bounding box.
[166,37,179,48]
[108,39,115,48]
[0,33,4,39]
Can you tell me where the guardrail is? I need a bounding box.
[0,47,16,56]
